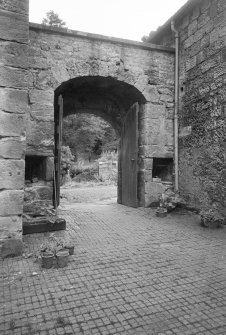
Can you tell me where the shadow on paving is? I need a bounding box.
[1,203,226,335]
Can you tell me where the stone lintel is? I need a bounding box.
[25,148,54,157]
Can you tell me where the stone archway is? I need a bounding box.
[25,25,174,214]
[54,76,146,207]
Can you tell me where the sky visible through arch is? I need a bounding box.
[29,0,188,42]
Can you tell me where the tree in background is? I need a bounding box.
[42,10,67,28]
[62,114,118,162]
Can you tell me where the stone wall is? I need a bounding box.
[150,0,226,214]
[0,0,29,257]
[28,24,175,207]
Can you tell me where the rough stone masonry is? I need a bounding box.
[148,0,226,218]
[0,0,29,257]
[27,24,174,211]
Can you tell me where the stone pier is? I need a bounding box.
[0,0,29,257]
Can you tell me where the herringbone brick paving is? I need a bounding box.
[1,203,226,335]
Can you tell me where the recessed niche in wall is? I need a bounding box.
[25,156,47,182]
[152,158,173,182]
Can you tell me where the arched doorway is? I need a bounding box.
[54,76,146,208]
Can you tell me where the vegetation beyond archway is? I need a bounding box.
[60,113,119,189]
[62,113,118,162]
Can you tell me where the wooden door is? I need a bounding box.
[121,103,138,207]
[54,94,63,208]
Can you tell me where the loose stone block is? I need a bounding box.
[0,137,25,159]
[0,159,25,190]
[0,190,24,216]
[0,111,25,137]
[0,88,28,113]
[0,9,28,43]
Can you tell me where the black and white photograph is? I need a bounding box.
[0,0,226,334]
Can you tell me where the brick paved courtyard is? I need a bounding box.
[1,203,226,335]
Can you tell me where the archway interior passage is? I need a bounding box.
[60,112,119,204]
[54,76,146,207]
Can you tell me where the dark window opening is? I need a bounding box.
[25,156,47,182]
[152,158,173,182]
